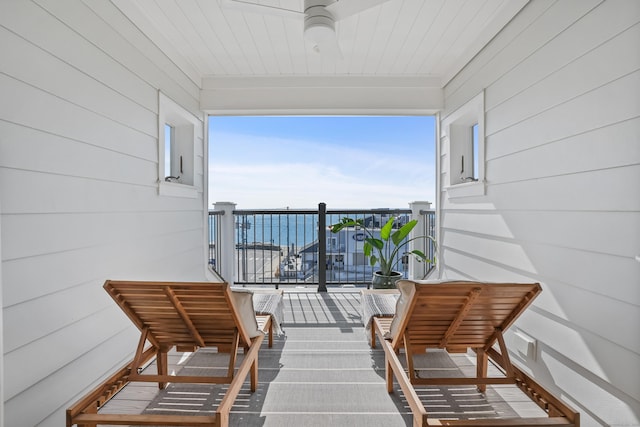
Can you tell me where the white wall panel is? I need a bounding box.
[0,0,206,424]
[1,235,203,309]
[0,28,157,137]
[2,210,204,260]
[486,70,640,159]
[487,26,640,134]
[4,326,140,427]
[3,283,114,354]
[445,0,602,113]
[440,246,541,282]
[442,234,638,305]
[36,0,200,110]
[3,305,129,400]
[487,119,640,181]
[485,166,640,212]
[440,1,640,425]
[485,0,640,112]
[519,311,640,417]
[0,0,158,111]
[0,122,156,185]
[0,169,202,215]
[0,74,157,161]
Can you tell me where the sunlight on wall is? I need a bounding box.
[442,203,639,425]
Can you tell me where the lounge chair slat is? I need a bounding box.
[72,413,217,426]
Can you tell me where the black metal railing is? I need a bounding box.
[208,210,224,271]
[208,204,436,289]
[234,208,318,286]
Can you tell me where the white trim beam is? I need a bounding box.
[201,76,443,115]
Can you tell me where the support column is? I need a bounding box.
[213,201,236,284]
[409,201,432,280]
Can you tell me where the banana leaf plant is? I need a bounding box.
[329,216,436,277]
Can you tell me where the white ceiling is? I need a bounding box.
[113,0,528,88]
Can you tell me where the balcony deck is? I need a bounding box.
[99,288,546,426]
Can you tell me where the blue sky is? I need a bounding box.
[208,116,436,209]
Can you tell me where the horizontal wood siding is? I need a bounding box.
[0,1,205,426]
[439,1,640,426]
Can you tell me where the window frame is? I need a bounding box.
[158,92,198,198]
[442,91,486,198]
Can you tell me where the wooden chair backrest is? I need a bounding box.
[104,280,250,352]
[395,281,541,352]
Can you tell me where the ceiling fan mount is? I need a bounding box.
[304,1,335,45]
[221,0,392,58]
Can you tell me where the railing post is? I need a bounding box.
[409,201,432,280]
[318,202,327,292]
[213,201,236,285]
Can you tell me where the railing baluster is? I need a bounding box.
[207,209,224,277]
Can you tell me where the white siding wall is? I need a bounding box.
[438,1,640,426]
[0,1,207,425]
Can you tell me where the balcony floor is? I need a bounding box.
[99,288,546,426]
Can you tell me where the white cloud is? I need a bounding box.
[209,160,435,209]
[208,120,436,209]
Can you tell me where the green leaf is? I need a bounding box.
[408,249,428,262]
[329,217,362,233]
[365,237,384,250]
[363,241,372,257]
[391,219,418,246]
[380,217,394,241]
[369,255,378,267]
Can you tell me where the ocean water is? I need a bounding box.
[234,212,371,248]
[230,211,419,248]
[236,213,321,248]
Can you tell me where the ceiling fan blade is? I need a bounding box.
[325,0,392,21]
[220,0,304,20]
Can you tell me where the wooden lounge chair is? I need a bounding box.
[67,280,278,427]
[373,279,580,427]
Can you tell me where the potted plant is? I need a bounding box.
[330,216,436,289]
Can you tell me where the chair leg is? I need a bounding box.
[77,404,98,427]
[269,321,274,348]
[404,339,417,383]
[386,355,394,393]
[476,348,488,393]
[227,331,240,380]
[157,350,168,390]
[371,324,376,348]
[250,357,258,392]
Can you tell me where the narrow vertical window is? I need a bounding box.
[472,123,479,181]
[164,123,174,179]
